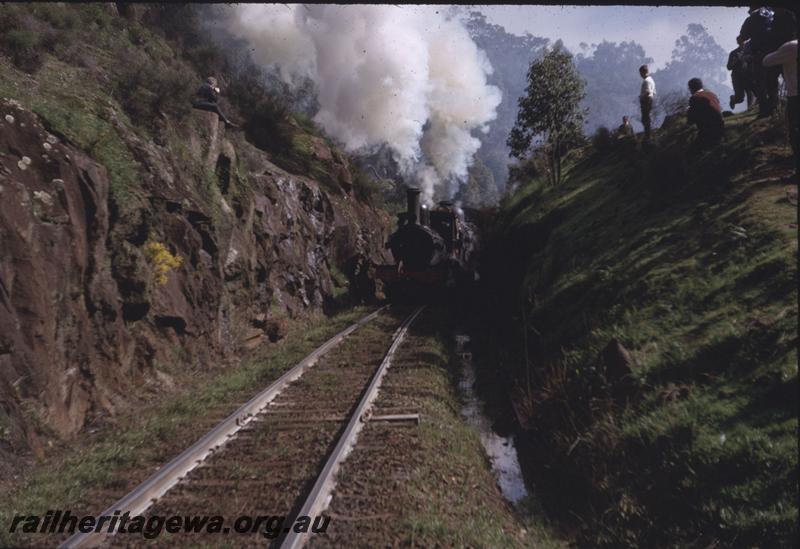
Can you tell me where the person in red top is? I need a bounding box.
[687,78,724,152]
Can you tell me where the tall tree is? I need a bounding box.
[666,23,728,84]
[466,11,550,192]
[508,44,587,186]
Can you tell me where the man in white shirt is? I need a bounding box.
[639,65,656,141]
[763,34,797,158]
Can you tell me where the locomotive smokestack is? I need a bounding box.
[406,187,421,225]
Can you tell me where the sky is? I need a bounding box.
[274,6,746,71]
[471,5,747,70]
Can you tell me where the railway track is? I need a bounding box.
[61,305,424,548]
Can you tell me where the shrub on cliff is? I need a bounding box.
[1,29,43,73]
[113,49,194,133]
[144,241,183,286]
[226,72,293,156]
[0,5,116,73]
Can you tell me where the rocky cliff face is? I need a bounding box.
[0,97,390,465]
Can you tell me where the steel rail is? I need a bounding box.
[281,305,425,549]
[60,306,387,549]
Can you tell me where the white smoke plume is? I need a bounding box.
[225,4,501,204]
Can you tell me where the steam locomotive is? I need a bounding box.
[375,188,478,300]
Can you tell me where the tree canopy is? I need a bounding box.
[466,11,550,193]
[508,44,586,185]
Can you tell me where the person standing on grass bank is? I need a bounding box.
[191,76,239,129]
[727,35,756,110]
[739,5,780,118]
[687,78,724,152]
[639,65,656,142]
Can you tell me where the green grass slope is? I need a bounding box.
[484,110,797,547]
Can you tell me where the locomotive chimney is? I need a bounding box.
[406,187,421,225]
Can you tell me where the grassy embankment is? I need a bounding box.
[483,110,797,546]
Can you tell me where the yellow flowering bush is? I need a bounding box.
[143,241,183,285]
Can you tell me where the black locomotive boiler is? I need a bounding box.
[375,188,478,300]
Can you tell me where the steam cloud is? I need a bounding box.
[226,4,501,204]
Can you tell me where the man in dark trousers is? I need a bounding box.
[740,6,779,118]
[639,65,656,142]
[191,76,238,128]
[727,35,755,110]
[687,78,724,152]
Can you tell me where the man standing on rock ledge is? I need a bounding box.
[191,76,239,129]
[639,65,656,142]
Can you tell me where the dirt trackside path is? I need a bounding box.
[310,307,556,548]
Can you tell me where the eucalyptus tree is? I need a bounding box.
[508,43,587,186]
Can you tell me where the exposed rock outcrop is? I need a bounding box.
[0,98,390,460]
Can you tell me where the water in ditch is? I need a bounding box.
[455,334,529,506]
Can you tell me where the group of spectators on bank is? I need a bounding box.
[616,6,797,157]
[729,6,797,156]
